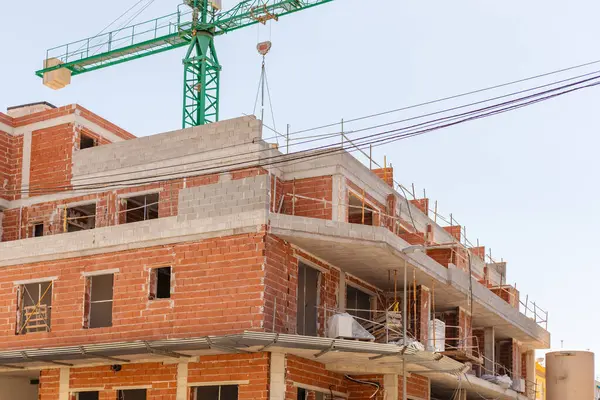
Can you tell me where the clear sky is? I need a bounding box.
[1,0,598,369]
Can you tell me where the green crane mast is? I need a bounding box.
[36,0,332,128]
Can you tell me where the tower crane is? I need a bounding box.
[35,0,332,128]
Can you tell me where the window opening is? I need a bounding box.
[193,385,238,400]
[123,193,159,224]
[80,133,97,150]
[66,203,96,232]
[297,262,320,336]
[297,388,324,400]
[117,389,146,400]
[84,274,114,329]
[77,392,100,400]
[346,285,372,322]
[33,223,44,237]
[348,193,374,226]
[149,267,171,300]
[17,281,53,334]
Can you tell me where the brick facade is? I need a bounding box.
[0,233,266,350]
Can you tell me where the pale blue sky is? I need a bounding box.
[1,0,598,368]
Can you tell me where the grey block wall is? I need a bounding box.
[72,116,261,177]
[177,175,269,222]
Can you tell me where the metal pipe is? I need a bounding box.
[403,258,407,400]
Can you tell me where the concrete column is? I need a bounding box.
[176,362,189,400]
[20,131,32,198]
[58,368,70,400]
[416,285,430,345]
[270,353,286,400]
[525,350,536,399]
[331,174,343,222]
[383,374,398,400]
[338,272,346,312]
[484,327,495,374]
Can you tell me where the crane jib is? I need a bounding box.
[36,0,333,128]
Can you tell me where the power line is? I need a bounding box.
[284,57,600,136]
[279,67,600,145]
[3,72,599,197]
[24,68,598,192]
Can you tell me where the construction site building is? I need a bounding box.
[0,102,550,400]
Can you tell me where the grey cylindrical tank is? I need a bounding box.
[546,350,595,400]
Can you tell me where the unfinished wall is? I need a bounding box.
[0,104,134,204]
[178,173,269,221]
[285,355,347,399]
[68,362,177,400]
[346,375,384,399]
[398,374,430,400]
[0,232,266,351]
[263,235,341,337]
[71,116,259,179]
[280,176,333,220]
[0,167,267,243]
[188,353,269,399]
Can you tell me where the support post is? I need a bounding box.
[484,327,495,375]
[525,350,536,399]
[403,259,407,400]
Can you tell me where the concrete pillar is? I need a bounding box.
[176,362,189,400]
[525,350,536,399]
[338,272,346,312]
[21,131,32,198]
[58,368,70,400]
[484,327,495,375]
[383,374,398,400]
[415,285,430,345]
[270,353,286,400]
[331,174,345,222]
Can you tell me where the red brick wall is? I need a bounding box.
[281,176,333,220]
[371,167,393,187]
[0,168,264,242]
[68,362,177,400]
[497,339,521,379]
[263,235,342,337]
[264,235,297,333]
[409,198,429,215]
[0,233,266,351]
[285,355,347,399]
[473,328,485,359]
[29,123,75,196]
[0,104,133,201]
[398,374,430,400]
[39,369,60,400]
[0,130,11,200]
[490,286,519,309]
[346,375,383,399]
[346,179,386,226]
[12,105,74,127]
[188,353,269,400]
[0,130,22,201]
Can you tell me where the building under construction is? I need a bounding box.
[0,102,550,400]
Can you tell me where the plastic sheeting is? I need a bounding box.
[391,337,425,351]
[481,374,512,389]
[427,318,446,352]
[327,313,375,340]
